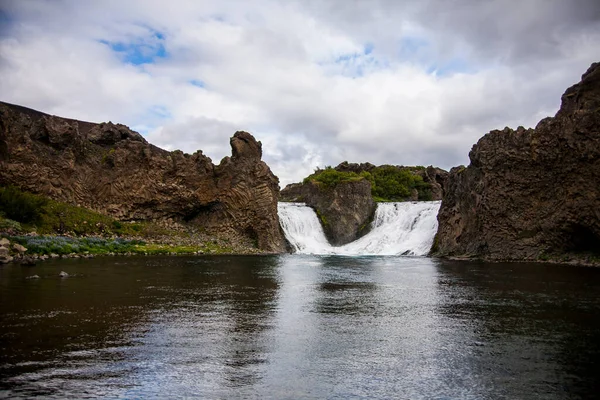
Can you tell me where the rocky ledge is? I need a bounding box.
[0,102,286,252]
[433,62,600,264]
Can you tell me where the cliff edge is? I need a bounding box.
[433,62,600,263]
[0,102,285,252]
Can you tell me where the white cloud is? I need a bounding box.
[1,0,599,185]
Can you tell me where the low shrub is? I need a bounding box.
[0,186,47,224]
[303,167,364,188]
[303,165,434,201]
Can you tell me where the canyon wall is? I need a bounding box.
[0,102,285,252]
[433,62,600,263]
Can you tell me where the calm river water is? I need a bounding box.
[1,255,600,399]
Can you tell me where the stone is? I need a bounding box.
[25,275,40,279]
[59,271,69,277]
[12,243,27,253]
[20,256,36,266]
[0,238,10,247]
[0,102,286,252]
[434,62,600,264]
[49,253,59,258]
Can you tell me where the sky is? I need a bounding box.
[1,0,599,186]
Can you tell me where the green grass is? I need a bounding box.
[302,165,434,202]
[8,236,143,255]
[6,235,234,256]
[303,167,365,188]
[0,185,175,238]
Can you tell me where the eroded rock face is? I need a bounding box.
[281,179,376,246]
[0,102,285,252]
[433,62,600,262]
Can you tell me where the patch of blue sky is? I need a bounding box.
[398,36,429,60]
[129,105,172,137]
[189,79,206,88]
[331,43,390,78]
[0,9,14,36]
[99,31,167,65]
[148,105,172,119]
[427,58,475,76]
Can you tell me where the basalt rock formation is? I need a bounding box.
[433,62,600,263]
[0,102,286,252]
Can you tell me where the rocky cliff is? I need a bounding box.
[433,62,600,263]
[0,102,286,252]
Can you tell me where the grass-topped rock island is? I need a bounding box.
[280,163,448,245]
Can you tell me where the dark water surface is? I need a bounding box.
[1,255,600,399]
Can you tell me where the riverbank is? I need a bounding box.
[0,184,271,265]
[0,233,266,265]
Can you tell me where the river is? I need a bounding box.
[1,255,600,399]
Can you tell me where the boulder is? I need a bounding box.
[12,243,27,253]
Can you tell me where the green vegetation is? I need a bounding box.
[39,197,149,236]
[303,167,364,187]
[9,236,143,255]
[0,186,241,257]
[303,165,433,202]
[0,185,47,224]
[0,185,163,237]
[7,235,233,256]
[315,209,329,227]
[0,216,23,233]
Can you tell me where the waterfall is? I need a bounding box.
[277,202,331,254]
[278,201,441,256]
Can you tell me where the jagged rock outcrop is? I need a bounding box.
[281,179,376,246]
[433,62,600,263]
[0,102,285,252]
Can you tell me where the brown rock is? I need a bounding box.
[12,243,27,253]
[433,62,600,263]
[0,104,285,252]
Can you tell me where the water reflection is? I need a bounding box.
[435,260,600,398]
[1,255,600,398]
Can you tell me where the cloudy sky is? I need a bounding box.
[1,0,599,185]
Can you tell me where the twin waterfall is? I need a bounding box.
[278,201,441,256]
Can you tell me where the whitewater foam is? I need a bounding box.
[277,201,441,256]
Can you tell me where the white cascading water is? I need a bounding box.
[278,201,441,256]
